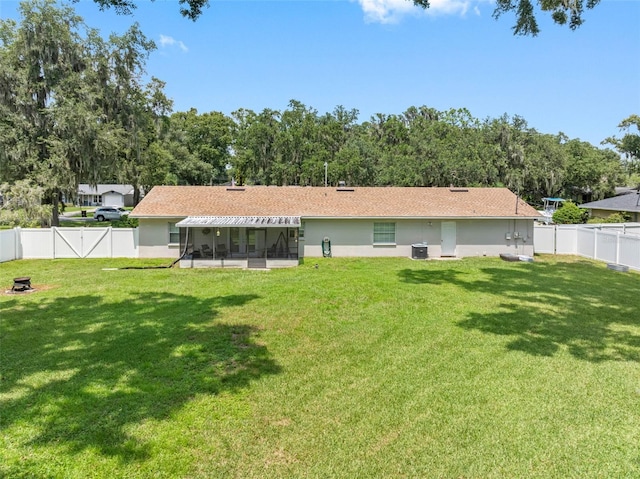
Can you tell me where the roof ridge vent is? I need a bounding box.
[336,187,355,192]
[449,188,469,192]
[226,187,245,191]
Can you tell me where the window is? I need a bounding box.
[373,222,395,244]
[168,222,180,244]
[299,221,305,239]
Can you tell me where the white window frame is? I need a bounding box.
[168,222,180,245]
[373,222,396,245]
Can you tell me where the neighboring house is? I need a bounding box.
[131,186,540,268]
[77,184,143,207]
[580,189,640,222]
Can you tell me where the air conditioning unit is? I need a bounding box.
[411,243,428,259]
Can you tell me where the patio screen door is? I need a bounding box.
[247,229,267,268]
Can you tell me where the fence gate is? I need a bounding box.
[53,227,112,258]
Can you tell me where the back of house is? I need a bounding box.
[130,186,540,268]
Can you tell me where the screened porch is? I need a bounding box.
[176,216,301,268]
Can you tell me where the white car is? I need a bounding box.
[93,206,129,221]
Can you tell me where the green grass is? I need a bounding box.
[61,205,92,213]
[1,256,639,478]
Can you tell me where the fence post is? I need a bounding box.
[593,228,598,260]
[15,227,20,260]
[616,231,620,264]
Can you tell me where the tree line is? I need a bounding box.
[1,1,637,227]
[117,100,635,211]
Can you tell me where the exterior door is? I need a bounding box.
[247,229,267,268]
[441,221,457,257]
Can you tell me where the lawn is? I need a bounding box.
[1,256,639,478]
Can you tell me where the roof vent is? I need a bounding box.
[449,188,469,192]
[226,187,245,191]
[336,180,354,192]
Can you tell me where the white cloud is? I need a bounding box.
[356,0,482,24]
[429,0,471,15]
[357,0,416,24]
[159,34,188,53]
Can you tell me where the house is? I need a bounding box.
[76,184,143,207]
[130,186,541,268]
[580,188,640,222]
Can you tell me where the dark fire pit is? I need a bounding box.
[12,277,32,292]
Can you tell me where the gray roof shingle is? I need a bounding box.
[581,191,640,213]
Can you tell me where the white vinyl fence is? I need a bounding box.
[0,227,138,262]
[534,223,640,271]
[3,225,639,271]
[0,229,20,263]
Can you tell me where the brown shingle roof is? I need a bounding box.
[131,186,540,219]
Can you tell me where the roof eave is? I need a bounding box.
[130,215,187,219]
[299,215,539,220]
[583,206,640,212]
[133,214,539,220]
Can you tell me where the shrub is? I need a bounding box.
[587,212,631,224]
[552,201,589,224]
[112,216,138,228]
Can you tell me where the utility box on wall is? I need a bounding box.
[411,243,428,259]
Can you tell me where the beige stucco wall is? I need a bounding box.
[455,219,534,257]
[139,217,535,260]
[589,208,639,222]
[302,218,534,258]
[138,218,183,258]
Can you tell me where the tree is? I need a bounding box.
[86,0,600,35]
[604,114,640,177]
[0,0,109,226]
[273,100,319,186]
[522,133,567,201]
[0,0,160,224]
[232,108,281,185]
[0,180,51,227]
[110,74,175,203]
[490,0,600,35]
[163,109,234,185]
[89,0,208,21]
[562,139,622,201]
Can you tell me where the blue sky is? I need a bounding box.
[1,0,639,146]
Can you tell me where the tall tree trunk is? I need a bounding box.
[51,192,60,227]
[133,183,141,205]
